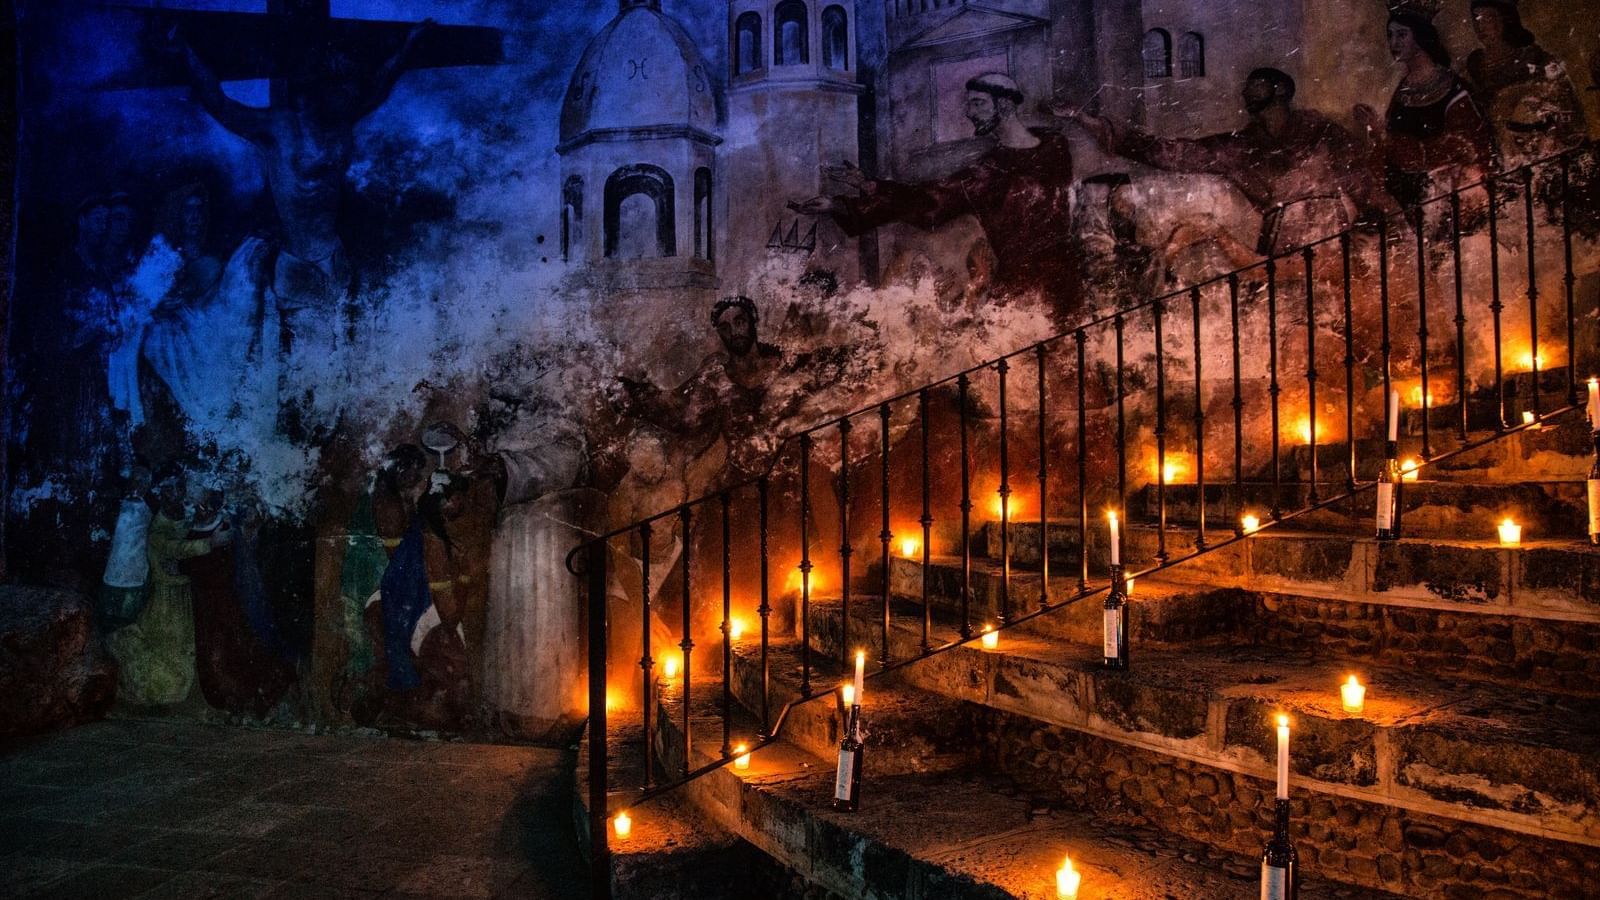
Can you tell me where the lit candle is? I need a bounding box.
[853,650,865,705]
[614,811,632,839]
[981,625,999,649]
[662,654,680,680]
[1341,675,1366,714]
[1519,350,1543,371]
[1108,511,1120,565]
[729,618,745,641]
[1056,854,1081,899]
[1497,518,1522,546]
[1587,377,1599,426]
[992,494,1008,519]
[1275,714,1290,800]
[1400,458,1419,482]
[1242,514,1261,534]
[841,683,855,708]
[900,536,920,558]
[1522,410,1539,428]
[1161,459,1186,483]
[1124,577,1135,595]
[1295,417,1317,445]
[734,743,750,769]
[1387,390,1400,442]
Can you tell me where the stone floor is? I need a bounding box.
[0,718,590,899]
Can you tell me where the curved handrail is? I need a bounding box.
[568,146,1587,570]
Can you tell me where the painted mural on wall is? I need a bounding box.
[6,0,1599,737]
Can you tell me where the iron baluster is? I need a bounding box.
[678,505,693,776]
[1267,258,1283,520]
[838,418,853,667]
[720,492,732,759]
[958,373,973,639]
[878,402,892,667]
[1036,343,1051,607]
[799,435,813,696]
[757,477,771,736]
[1488,175,1506,428]
[585,540,610,900]
[918,388,932,652]
[1417,211,1432,457]
[1075,330,1089,591]
[1304,246,1320,503]
[1451,192,1468,441]
[1341,234,1357,509]
[1153,299,1169,562]
[1191,286,1206,548]
[997,358,1012,623]
[1230,274,1244,534]
[1561,154,1577,407]
[639,522,654,788]
[1525,167,1541,419]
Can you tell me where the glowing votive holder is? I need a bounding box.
[841,684,855,708]
[1400,458,1419,482]
[614,811,632,839]
[1498,519,1522,546]
[981,626,999,650]
[662,655,680,680]
[900,536,920,558]
[1241,514,1262,534]
[734,743,750,769]
[1341,675,1366,714]
[1056,854,1081,899]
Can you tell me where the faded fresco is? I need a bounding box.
[6,0,1599,737]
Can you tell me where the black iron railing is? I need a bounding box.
[571,147,1595,892]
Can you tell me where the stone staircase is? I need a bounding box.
[582,407,1600,899]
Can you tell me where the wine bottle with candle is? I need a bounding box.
[1376,390,1402,541]
[832,702,863,812]
[1260,797,1298,900]
[1103,564,1129,671]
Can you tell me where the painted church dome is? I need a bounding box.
[559,0,717,145]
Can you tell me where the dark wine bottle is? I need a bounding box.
[1260,798,1298,899]
[1587,429,1599,547]
[1375,439,1402,541]
[832,703,862,812]
[1103,564,1129,670]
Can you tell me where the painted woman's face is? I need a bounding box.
[1388,22,1419,62]
[1472,7,1507,46]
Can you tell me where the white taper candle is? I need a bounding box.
[1276,714,1290,800]
[853,650,865,706]
[1587,378,1598,427]
[1387,390,1400,442]
[1108,511,1120,566]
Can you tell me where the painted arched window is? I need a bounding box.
[693,168,713,262]
[1179,32,1205,78]
[821,6,848,71]
[1142,29,1172,79]
[561,176,583,262]
[775,0,809,66]
[734,12,762,75]
[604,164,676,259]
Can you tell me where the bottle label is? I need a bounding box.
[834,750,854,801]
[1588,479,1600,536]
[1375,482,1394,531]
[1260,863,1288,900]
[1103,608,1121,658]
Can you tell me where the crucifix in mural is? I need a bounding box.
[108,0,502,293]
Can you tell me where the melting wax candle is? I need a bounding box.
[614,811,632,839]
[734,743,750,769]
[1276,714,1291,800]
[1401,459,1419,482]
[1242,514,1261,534]
[900,536,920,558]
[1108,510,1120,565]
[1341,675,1366,714]
[1498,518,1522,546]
[981,625,999,649]
[1056,854,1081,899]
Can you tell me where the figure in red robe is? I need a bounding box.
[794,73,1083,322]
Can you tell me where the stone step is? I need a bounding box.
[1131,478,1589,540]
[797,600,1600,897]
[726,638,980,776]
[992,521,1600,623]
[650,675,1397,900]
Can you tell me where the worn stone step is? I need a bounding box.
[650,677,1397,900]
[796,600,1600,897]
[995,521,1600,623]
[1132,478,1589,539]
[804,599,1600,843]
[880,554,1255,648]
[726,638,981,777]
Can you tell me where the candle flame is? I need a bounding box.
[1276,713,1290,729]
[1347,675,1360,687]
[1241,514,1261,533]
[729,619,745,641]
[662,655,680,679]
[1107,509,1118,523]
[734,743,751,769]
[841,684,855,706]
[855,650,865,667]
